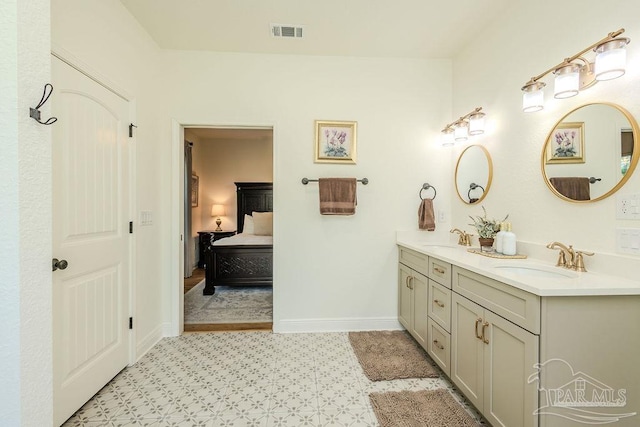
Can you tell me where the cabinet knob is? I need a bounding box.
[433,299,445,308]
[433,339,445,350]
[433,266,445,275]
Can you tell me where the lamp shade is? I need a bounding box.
[468,112,486,136]
[553,63,580,99]
[211,204,226,217]
[441,128,455,147]
[595,38,630,81]
[522,81,545,113]
[454,120,469,142]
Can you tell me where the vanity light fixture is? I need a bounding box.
[521,28,630,112]
[441,107,485,146]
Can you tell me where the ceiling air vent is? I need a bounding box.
[271,24,304,39]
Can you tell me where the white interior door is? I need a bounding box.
[52,56,131,426]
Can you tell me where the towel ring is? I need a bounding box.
[468,183,485,201]
[419,183,437,200]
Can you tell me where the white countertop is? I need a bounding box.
[397,237,640,297]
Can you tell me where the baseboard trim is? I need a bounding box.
[184,322,272,332]
[274,317,403,334]
[162,321,175,337]
[134,324,163,363]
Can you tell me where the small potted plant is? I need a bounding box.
[469,206,508,250]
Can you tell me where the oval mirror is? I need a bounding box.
[455,145,493,204]
[541,103,640,202]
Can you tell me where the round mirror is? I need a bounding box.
[455,145,493,204]
[541,103,640,202]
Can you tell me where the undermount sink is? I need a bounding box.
[493,263,579,279]
[421,243,456,249]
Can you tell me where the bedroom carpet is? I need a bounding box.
[370,389,482,427]
[184,280,272,324]
[348,330,439,381]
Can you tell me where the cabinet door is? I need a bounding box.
[398,264,413,331]
[483,310,539,427]
[451,293,485,410]
[411,271,429,349]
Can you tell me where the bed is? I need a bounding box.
[203,182,273,295]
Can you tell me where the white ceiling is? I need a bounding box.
[120,0,511,59]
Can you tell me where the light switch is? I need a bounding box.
[617,228,640,254]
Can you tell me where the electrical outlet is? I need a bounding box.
[438,210,447,223]
[616,193,640,220]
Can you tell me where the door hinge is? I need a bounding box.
[129,123,137,138]
[129,221,133,233]
[129,317,133,329]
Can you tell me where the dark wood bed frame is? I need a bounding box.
[203,182,273,295]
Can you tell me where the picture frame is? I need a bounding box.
[545,122,585,164]
[191,174,199,207]
[314,120,357,164]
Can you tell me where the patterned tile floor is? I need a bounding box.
[63,332,485,426]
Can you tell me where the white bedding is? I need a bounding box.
[212,233,273,246]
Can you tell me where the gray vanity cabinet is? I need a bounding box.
[398,253,429,349]
[451,266,539,427]
[452,291,539,427]
[398,243,640,427]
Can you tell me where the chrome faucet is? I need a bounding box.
[451,228,472,246]
[546,242,594,272]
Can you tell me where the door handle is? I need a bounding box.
[52,258,68,272]
[474,318,483,340]
[482,322,490,344]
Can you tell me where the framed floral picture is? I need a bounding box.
[314,120,357,164]
[545,122,585,164]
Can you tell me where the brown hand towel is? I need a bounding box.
[319,178,357,215]
[549,177,591,201]
[418,199,436,231]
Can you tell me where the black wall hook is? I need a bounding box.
[30,83,57,125]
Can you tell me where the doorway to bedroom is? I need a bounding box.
[183,126,273,332]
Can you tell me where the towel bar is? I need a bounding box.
[420,183,437,200]
[301,177,369,185]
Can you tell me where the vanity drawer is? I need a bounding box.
[428,279,451,332]
[398,246,429,277]
[428,257,452,288]
[427,317,451,376]
[452,266,540,334]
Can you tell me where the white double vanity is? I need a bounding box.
[397,238,640,427]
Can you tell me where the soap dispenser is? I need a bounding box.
[495,222,506,254]
[502,223,517,256]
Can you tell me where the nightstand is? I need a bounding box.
[197,230,237,268]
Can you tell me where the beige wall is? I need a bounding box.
[162,51,453,331]
[191,135,273,233]
[451,0,640,278]
[2,0,52,423]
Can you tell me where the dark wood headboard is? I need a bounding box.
[235,182,273,233]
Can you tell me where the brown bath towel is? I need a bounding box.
[549,177,591,201]
[319,178,357,215]
[418,198,435,231]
